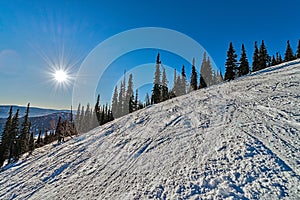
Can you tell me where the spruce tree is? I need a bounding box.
[79,105,85,132]
[180,65,186,95]
[297,39,300,59]
[271,55,277,66]
[284,40,295,61]
[70,105,73,125]
[75,103,82,133]
[252,41,260,72]
[238,44,250,76]
[224,42,237,81]
[145,93,151,107]
[44,131,49,144]
[258,40,269,70]
[84,103,92,131]
[99,105,104,125]
[119,72,126,116]
[190,58,198,91]
[126,74,134,114]
[276,52,283,64]
[169,69,177,98]
[118,80,124,117]
[134,89,139,111]
[173,69,177,87]
[152,53,162,104]
[205,57,213,85]
[19,103,31,155]
[8,109,19,163]
[28,132,34,153]
[90,108,97,129]
[36,130,42,148]
[175,75,182,95]
[161,67,169,101]
[217,70,224,83]
[111,86,118,118]
[56,116,64,143]
[94,95,101,124]
[0,106,13,166]
[199,52,207,89]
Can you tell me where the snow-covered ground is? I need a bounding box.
[1,61,300,199]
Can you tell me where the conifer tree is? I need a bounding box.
[271,55,277,66]
[258,40,270,70]
[75,103,81,133]
[180,65,187,95]
[28,132,34,153]
[44,131,49,144]
[79,105,85,132]
[252,41,260,72]
[276,52,283,64]
[19,103,31,154]
[118,72,126,116]
[173,69,177,87]
[36,130,43,148]
[8,109,19,163]
[94,95,101,124]
[152,53,162,104]
[297,39,300,59]
[175,75,182,95]
[161,67,169,101]
[134,89,139,111]
[56,116,64,143]
[91,108,97,128]
[212,70,220,85]
[199,52,213,87]
[224,42,237,81]
[284,40,295,61]
[238,44,250,76]
[100,105,106,125]
[169,69,177,98]
[218,70,224,83]
[84,103,92,131]
[190,58,198,91]
[0,106,13,166]
[111,85,118,118]
[205,57,213,85]
[145,93,151,107]
[126,74,134,113]
[70,106,73,125]
[199,53,207,89]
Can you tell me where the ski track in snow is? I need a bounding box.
[1,60,300,199]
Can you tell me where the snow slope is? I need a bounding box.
[1,61,300,200]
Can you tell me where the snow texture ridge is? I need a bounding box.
[0,60,300,199]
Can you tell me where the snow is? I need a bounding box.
[1,60,300,199]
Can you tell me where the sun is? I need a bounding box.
[54,69,68,83]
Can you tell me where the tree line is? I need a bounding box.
[77,39,300,132]
[224,40,300,81]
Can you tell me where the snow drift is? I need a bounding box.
[1,60,300,199]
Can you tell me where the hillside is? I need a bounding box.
[0,61,300,199]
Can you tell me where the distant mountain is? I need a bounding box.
[0,106,71,134]
[0,105,69,118]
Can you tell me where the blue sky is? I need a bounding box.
[0,0,299,109]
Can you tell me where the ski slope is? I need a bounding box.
[1,60,300,199]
